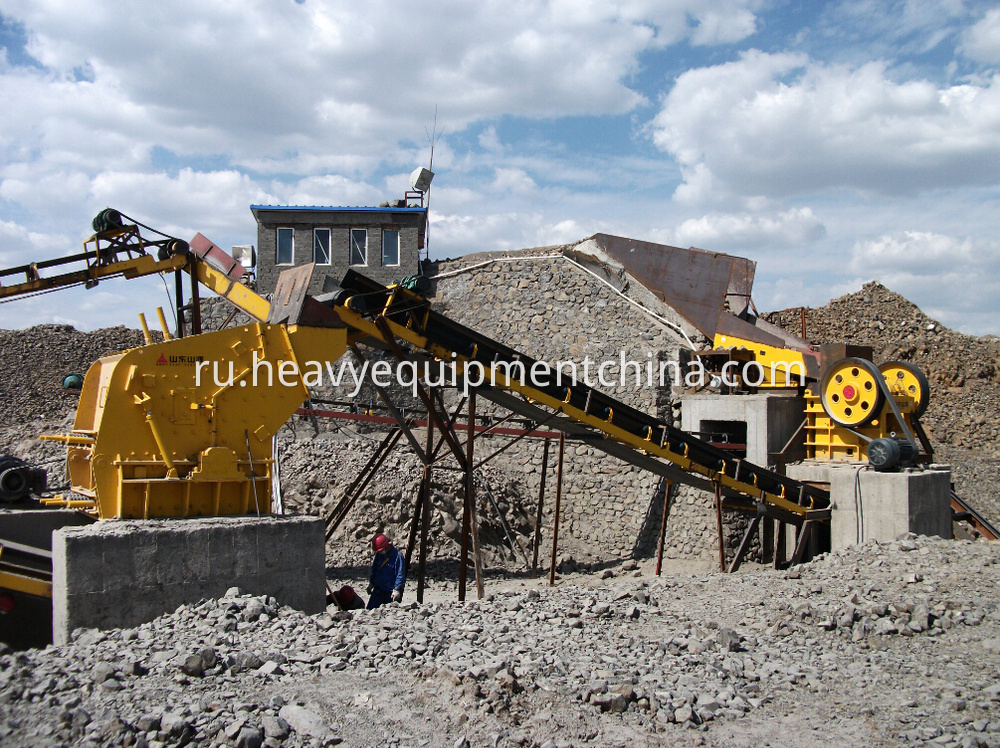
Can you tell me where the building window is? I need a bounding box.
[276,227,294,265]
[313,228,331,265]
[350,228,367,266]
[382,229,399,267]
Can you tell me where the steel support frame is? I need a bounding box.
[174,269,185,338]
[727,509,762,573]
[655,480,673,576]
[458,389,485,601]
[363,324,487,601]
[548,433,566,586]
[325,427,404,541]
[530,438,550,579]
[414,411,435,603]
[714,481,726,572]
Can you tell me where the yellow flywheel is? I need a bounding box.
[820,357,885,427]
[879,360,930,418]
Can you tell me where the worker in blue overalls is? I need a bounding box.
[367,533,406,609]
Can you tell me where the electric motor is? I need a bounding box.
[0,456,47,502]
[867,438,917,472]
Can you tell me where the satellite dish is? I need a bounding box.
[231,245,256,268]
[409,167,434,193]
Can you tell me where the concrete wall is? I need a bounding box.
[828,466,952,550]
[677,392,807,565]
[255,208,424,294]
[51,515,325,644]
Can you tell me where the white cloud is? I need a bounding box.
[651,50,1000,203]
[491,167,537,195]
[673,207,827,249]
[540,219,587,246]
[0,219,70,266]
[89,169,267,238]
[478,126,503,153]
[428,186,484,209]
[0,0,758,176]
[429,212,542,258]
[689,5,757,46]
[847,231,1000,334]
[848,230,977,274]
[281,175,384,209]
[0,168,91,213]
[960,7,1000,63]
[0,0,762,258]
[429,210,609,258]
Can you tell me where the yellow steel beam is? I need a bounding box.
[0,547,52,599]
[712,332,811,386]
[0,253,187,300]
[0,570,51,598]
[191,260,270,322]
[39,434,96,446]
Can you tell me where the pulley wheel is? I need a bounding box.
[879,360,930,418]
[820,357,885,428]
[158,239,189,261]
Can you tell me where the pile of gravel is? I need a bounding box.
[0,325,157,427]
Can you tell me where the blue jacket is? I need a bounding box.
[371,546,406,593]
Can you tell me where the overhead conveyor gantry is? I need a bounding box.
[326,270,831,525]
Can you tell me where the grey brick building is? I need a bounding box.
[250,205,427,294]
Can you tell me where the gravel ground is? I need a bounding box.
[2,534,999,748]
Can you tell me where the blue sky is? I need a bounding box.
[0,0,998,334]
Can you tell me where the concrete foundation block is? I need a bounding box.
[680,392,805,467]
[52,515,324,645]
[828,466,951,551]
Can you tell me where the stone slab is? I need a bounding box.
[52,515,324,644]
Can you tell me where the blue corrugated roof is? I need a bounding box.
[250,204,425,213]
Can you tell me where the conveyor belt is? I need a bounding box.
[331,271,830,522]
[951,490,999,540]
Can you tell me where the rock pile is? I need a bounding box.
[2,534,998,747]
[0,325,154,427]
[0,324,161,494]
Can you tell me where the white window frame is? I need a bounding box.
[381,229,400,267]
[313,228,331,265]
[349,228,368,266]
[276,227,294,265]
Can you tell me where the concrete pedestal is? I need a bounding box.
[52,515,325,644]
[680,392,805,467]
[786,462,952,551]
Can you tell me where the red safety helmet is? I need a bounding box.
[339,585,355,604]
[372,533,390,553]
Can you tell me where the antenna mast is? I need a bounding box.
[422,107,443,264]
